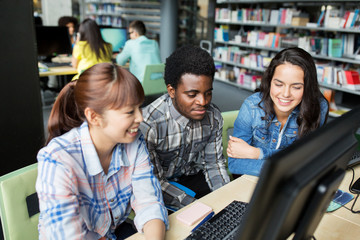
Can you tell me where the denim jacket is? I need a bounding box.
[228,92,328,176]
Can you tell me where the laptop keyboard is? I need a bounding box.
[41,61,71,68]
[185,200,248,240]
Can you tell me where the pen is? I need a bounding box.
[191,211,215,232]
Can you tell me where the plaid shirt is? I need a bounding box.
[36,122,168,240]
[140,94,230,209]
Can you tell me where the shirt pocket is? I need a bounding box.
[253,127,271,146]
[281,128,298,148]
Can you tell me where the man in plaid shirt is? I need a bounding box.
[139,45,230,210]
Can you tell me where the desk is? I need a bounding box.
[127,166,360,240]
[39,66,77,77]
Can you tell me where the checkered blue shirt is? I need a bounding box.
[36,122,168,239]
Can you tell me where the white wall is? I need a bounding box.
[41,0,72,25]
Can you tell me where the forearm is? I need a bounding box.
[143,219,165,240]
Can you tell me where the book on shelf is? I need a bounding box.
[350,9,359,28]
[340,10,351,28]
[317,9,326,26]
[328,38,342,58]
[343,70,360,90]
[345,11,355,28]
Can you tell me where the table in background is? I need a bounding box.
[127,166,360,240]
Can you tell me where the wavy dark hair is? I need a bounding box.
[78,18,112,61]
[259,47,328,137]
[46,63,144,144]
[164,45,215,89]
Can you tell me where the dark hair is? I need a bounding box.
[78,18,112,60]
[164,45,215,89]
[46,63,144,144]
[129,20,146,35]
[58,16,78,28]
[259,47,328,137]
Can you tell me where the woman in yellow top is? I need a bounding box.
[71,19,112,80]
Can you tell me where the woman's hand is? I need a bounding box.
[227,136,260,159]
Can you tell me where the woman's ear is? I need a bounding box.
[167,84,175,99]
[84,107,101,126]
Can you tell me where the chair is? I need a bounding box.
[142,63,167,96]
[0,163,39,240]
[221,110,240,180]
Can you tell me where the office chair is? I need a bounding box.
[0,163,39,240]
[221,110,239,180]
[142,63,167,96]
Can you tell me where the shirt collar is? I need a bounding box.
[79,122,130,176]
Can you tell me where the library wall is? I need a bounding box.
[213,0,360,117]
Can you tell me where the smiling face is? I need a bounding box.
[168,74,213,120]
[270,63,304,119]
[98,103,143,145]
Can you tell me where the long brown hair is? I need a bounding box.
[46,63,144,144]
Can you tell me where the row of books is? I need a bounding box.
[317,64,360,91]
[88,15,123,27]
[215,67,261,90]
[216,29,359,59]
[215,7,309,26]
[213,47,273,69]
[318,7,360,29]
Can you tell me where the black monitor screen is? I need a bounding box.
[35,26,72,61]
[100,27,127,53]
[235,106,360,240]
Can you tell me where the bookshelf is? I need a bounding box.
[81,0,161,38]
[213,0,360,114]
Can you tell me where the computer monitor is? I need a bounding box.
[235,106,360,240]
[35,26,72,62]
[100,27,127,53]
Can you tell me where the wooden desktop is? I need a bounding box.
[39,66,77,77]
[127,165,360,240]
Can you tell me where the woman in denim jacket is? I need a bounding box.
[227,47,329,176]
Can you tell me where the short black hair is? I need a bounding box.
[129,20,146,35]
[58,16,78,27]
[164,45,215,89]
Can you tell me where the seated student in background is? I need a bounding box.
[227,47,329,177]
[139,45,230,210]
[71,19,112,80]
[116,20,161,82]
[58,16,78,48]
[36,63,168,239]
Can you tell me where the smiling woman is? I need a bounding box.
[36,63,168,239]
[227,47,329,177]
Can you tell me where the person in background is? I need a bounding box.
[36,63,168,239]
[227,47,329,177]
[139,45,230,210]
[116,20,161,82]
[58,16,78,48]
[71,19,112,80]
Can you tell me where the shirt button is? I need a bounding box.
[110,199,115,203]
[275,123,279,126]
[272,139,276,143]
[293,131,297,134]
[115,216,119,220]
[261,137,265,140]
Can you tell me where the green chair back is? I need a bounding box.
[221,110,239,180]
[0,163,39,240]
[142,63,167,96]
